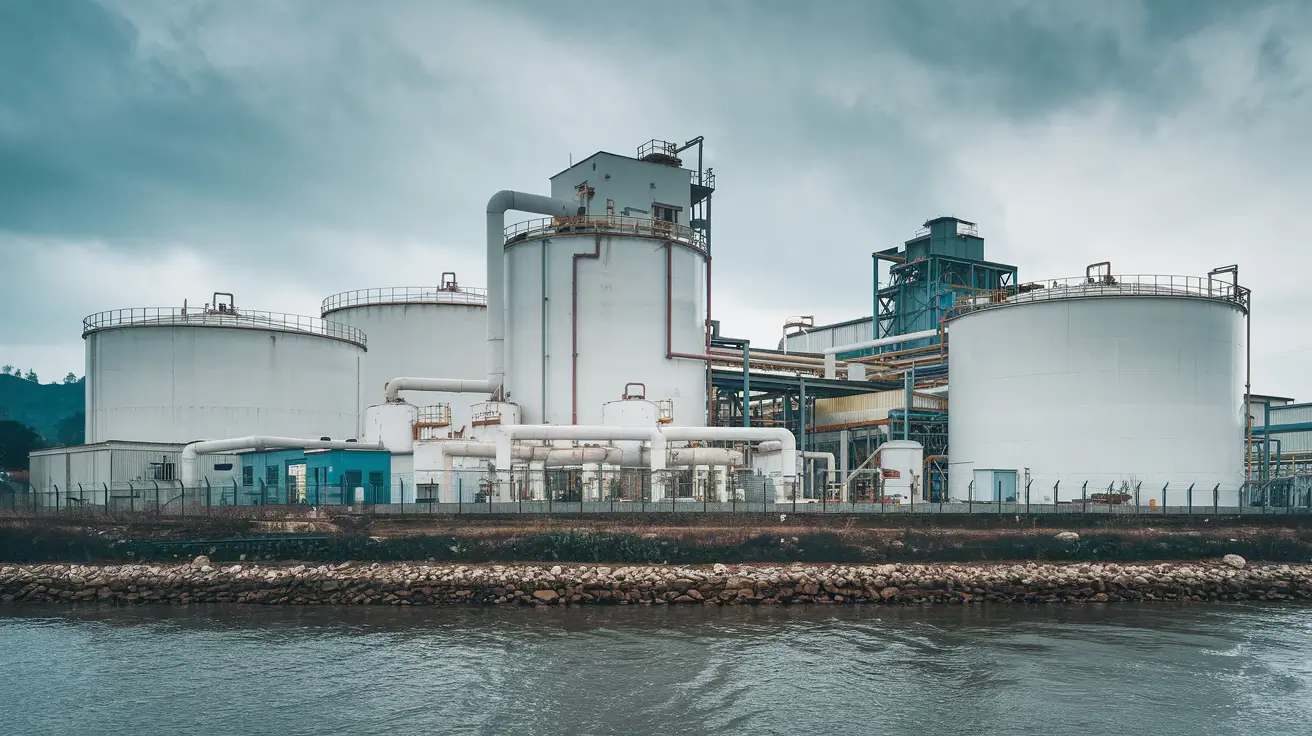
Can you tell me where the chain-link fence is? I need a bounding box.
[5,467,1311,517]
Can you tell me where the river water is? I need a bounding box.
[2,604,1310,735]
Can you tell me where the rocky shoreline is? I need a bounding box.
[2,555,1310,606]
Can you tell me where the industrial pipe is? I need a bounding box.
[180,436,384,487]
[487,190,579,393]
[384,377,493,403]
[493,425,667,472]
[662,426,797,504]
[668,447,744,467]
[756,443,841,500]
[822,329,939,356]
[823,329,939,378]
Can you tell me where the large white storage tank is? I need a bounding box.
[83,294,364,444]
[946,270,1249,506]
[322,274,488,435]
[504,144,708,426]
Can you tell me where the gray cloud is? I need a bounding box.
[2,0,1311,398]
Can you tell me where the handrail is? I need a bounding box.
[321,286,488,315]
[504,214,707,253]
[945,273,1251,321]
[82,307,367,348]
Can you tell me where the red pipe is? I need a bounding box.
[572,236,602,424]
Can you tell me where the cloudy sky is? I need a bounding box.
[3,0,1310,396]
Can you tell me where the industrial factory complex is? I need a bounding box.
[24,137,1312,512]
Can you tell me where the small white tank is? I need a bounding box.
[602,384,660,467]
[879,440,924,502]
[363,402,418,453]
[469,402,522,441]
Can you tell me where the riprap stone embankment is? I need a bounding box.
[2,556,1310,606]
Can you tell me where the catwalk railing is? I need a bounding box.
[6,470,1310,517]
[945,273,1251,321]
[320,285,488,314]
[81,307,367,347]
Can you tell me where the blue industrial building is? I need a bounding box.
[237,447,391,505]
[870,216,1017,354]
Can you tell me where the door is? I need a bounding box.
[287,462,307,504]
[995,470,1018,503]
[972,470,992,502]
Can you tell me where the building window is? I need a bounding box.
[242,466,254,486]
[652,204,680,224]
[149,462,176,481]
[266,466,280,487]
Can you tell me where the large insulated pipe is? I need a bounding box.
[823,329,940,378]
[487,191,578,392]
[662,426,797,481]
[180,436,384,487]
[493,425,667,471]
[669,447,744,467]
[384,377,494,403]
[755,441,842,500]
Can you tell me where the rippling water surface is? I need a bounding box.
[3,603,1310,735]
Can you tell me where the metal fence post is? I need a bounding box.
[1025,479,1032,516]
[1213,484,1220,515]
[1081,481,1088,514]
[1187,483,1194,514]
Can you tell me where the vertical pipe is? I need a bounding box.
[542,239,548,422]
[571,235,602,424]
[705,254,713,425]
[1263,398,1271,486]
[1246,293,1252,484]
[799,377,807,499]
[742,340,750,428]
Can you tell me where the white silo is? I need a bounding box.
[83,293,363,444]
[502,141,709,426]
[322,274,488,436]
[946,268,1249,506]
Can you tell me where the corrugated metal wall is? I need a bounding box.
[782,318,874,352]
[1266,404,1312,454]
[813,390,946,428]
[28,443,239,492]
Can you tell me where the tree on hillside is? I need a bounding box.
[0,365,12,375]
[0,420,43,471]
[63,372,77,384]
[54,412,85,447]
[23,369,38,383]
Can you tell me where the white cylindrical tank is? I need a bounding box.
[878,440,923,502]
[83,300,363,443]
[322,278,487,437]
[363,402,418,453]
[602,392,660,466]
[503,220,707,426]
[946,276,1248,506]
[469,402,521,441]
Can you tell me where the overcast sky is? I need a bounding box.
[3,0,1311,396]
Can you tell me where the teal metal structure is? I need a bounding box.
[872,217,1017,351]
[238,447,392,505]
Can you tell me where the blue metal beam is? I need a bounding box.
[1252,422,1312,435]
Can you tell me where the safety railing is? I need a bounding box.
[945,273,1250,321]
[504,215,707,253]
[82,307,367,347]
[321,286,488,315]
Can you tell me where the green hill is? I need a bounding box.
[0,374,85,445]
